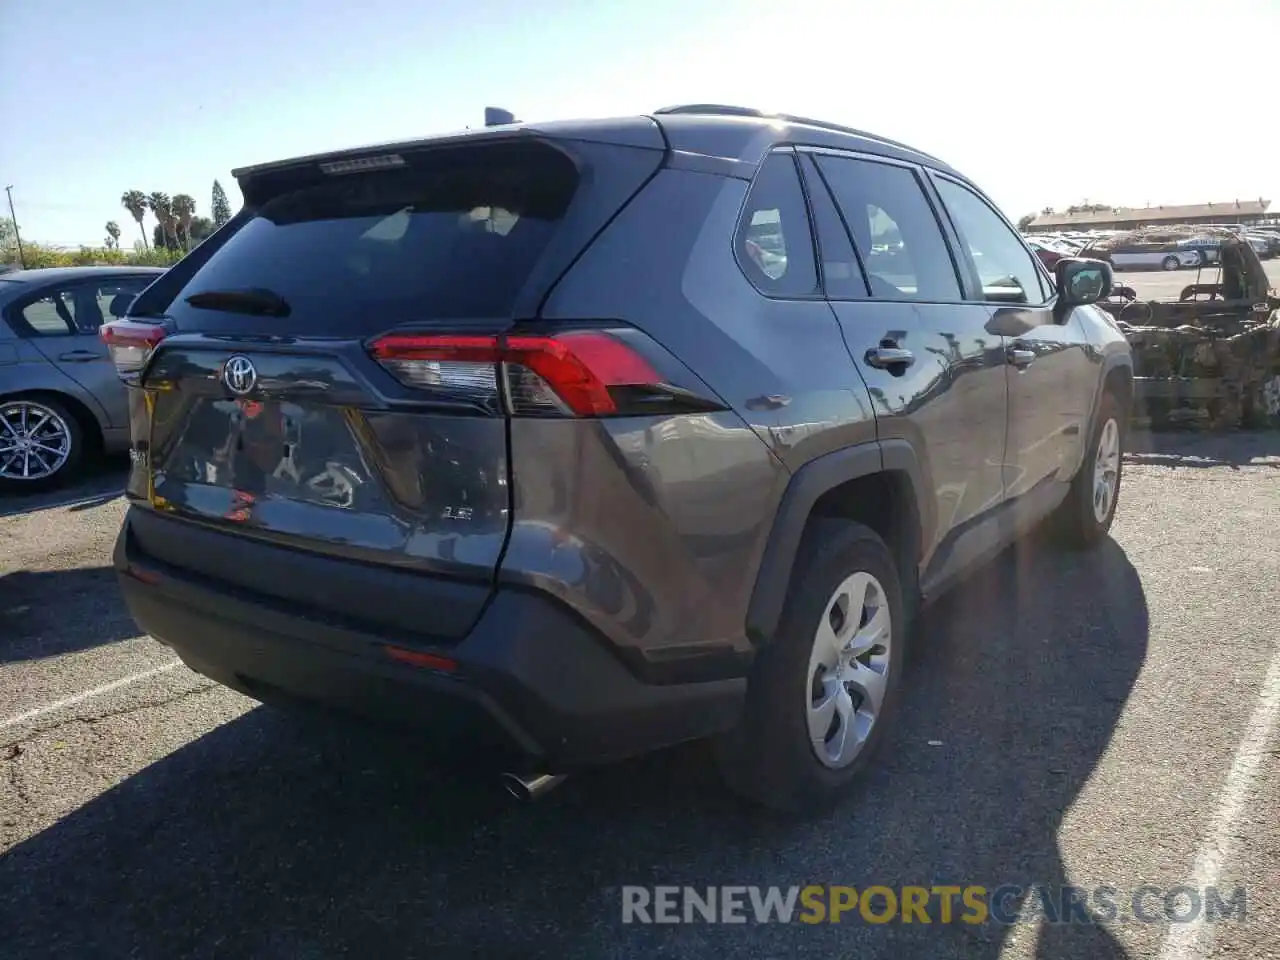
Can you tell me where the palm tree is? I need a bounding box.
[170,194,196,251]
[147,192,173,250]
[105,221,121,249]
[121,190,149,249]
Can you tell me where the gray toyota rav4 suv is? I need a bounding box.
[104,105,1132,811]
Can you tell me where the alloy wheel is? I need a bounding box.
[1092,417,1121,524]
[0,401,73,481]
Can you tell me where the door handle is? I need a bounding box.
[1006,345,1036,369]
[864,346,915,371]
[57,350,100,362]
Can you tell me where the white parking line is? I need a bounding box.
[1158,643,1280,960]
[0,659,182,732]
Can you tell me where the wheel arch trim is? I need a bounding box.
[745,439,929,646]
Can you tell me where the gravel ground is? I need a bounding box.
[0,434,1278,960]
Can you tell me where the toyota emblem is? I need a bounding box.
[222,355,258,396]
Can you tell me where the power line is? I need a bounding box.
[5,186,27,269]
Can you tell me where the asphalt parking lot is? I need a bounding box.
[1110,257,1280,301]
[2,262,1279,958]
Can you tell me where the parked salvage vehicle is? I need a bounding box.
[1245,233,1280,259]
[1088,238,1200,271]
[1175,236,1222,266]
[1098,236,1280,429]
[1025,236,1073,270]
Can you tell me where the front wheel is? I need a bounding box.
[1052,391,1124,548]
[0,397,85,491]
[1161,255,1180,271]
[713,520,905,813]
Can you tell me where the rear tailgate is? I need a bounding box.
[115,125,666,642]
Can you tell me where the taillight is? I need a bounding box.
[368,329,676,417]
[101,319,170,377]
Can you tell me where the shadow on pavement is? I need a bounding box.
[1125,430,1278,469]
[0,537,1147,960]
[0,457,128,519]
[0,566,139,660]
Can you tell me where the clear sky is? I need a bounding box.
[3,0,1277,247]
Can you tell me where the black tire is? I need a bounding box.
[0,395,86,492]
[1051,390,1124,549]
[1161,255,1180,271]
[713,520,906,814]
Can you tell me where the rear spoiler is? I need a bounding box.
[232,118,667,201]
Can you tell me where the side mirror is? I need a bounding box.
[1055,257,1112,307]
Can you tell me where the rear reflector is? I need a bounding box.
[382,645,458,672]
[122,565,162,586]
[369,330,661,417]
[101,319,170,377]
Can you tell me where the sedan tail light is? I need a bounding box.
[101,319,170,377]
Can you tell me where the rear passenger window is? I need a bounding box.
[735,152,818,297]
[799,155,869,299]
[19,289,76,335]
[814,156,961,302]
[93,278,151,331]
[933,177,1046,304]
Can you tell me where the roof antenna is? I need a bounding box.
[485,107,518,127]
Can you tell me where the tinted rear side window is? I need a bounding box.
[799,154,869,299]
[172,143,579,327]
[735,152,818,298]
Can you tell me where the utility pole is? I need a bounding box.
[4,185,26,269]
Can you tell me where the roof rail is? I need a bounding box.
[651,104,941,164]
[653,104,766,119]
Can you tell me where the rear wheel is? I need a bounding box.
[714,520,905,813]
[1052,390,1123,548]
[0,397,85,491]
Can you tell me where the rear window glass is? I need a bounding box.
[173,143,579,325]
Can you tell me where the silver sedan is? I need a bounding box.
[0,266,164,489]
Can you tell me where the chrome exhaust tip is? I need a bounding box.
[501,772,567,802]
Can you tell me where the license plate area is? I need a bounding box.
[150,396,382,514]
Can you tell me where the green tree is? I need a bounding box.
[105,220,121,249]
[152,223,177,251]
[147,192,175,250]
[171,194,196,250]
[211,179,231,227]
[121,190,149,249]
[189,216,215,246]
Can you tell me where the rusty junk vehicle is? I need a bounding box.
[1089,229,1280,429]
